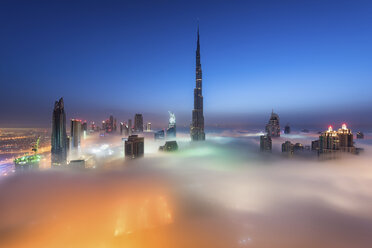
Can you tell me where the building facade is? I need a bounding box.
[125,135,144,159]
[284,124,291,134]
[317,124,355,154]
[134,114,143,132]
[167,111,176,138]
[51,98,67,166]
[70,119,81,149]
[266,111,281,137]
[260,135,272,152]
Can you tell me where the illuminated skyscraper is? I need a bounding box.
[51,98,67,166]
[167,111,176,138]
[190,26,205,141]
[134,114,143,132]
[265,110,280,137]
[318,124,355,154]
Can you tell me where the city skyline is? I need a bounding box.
[2,2,372,247]
[1,0,372,128]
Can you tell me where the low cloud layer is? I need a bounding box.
[1,133,372,248]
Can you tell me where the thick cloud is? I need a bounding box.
[1,132,372,247]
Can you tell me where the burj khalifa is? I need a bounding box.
[190,27,205,141]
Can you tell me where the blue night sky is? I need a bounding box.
[1,0,372,129]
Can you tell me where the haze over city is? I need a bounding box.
[1,1,372,248]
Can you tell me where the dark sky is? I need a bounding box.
[1,0,372,128]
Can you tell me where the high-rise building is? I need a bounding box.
[70,119,82,149]
[282,141,294,154]
[120,122,124,135]
[134,114,143,132]
[311,140,320,151]
[190,26,205,141]
[51,98,67,166]
[284,124,291,134]
[337,124,354,152]
[167,111,176,138]
[318,124,355,154]
[260,135,272,152]
[265,110,280,137]
[125,135,144,159]
[102,120,106,131]
[146,122,152,131]
[114,118,117,132]
[120,122,129,136]
[89,121,96,133]
[128,119,132,136]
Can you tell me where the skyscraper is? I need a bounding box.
[318,124,355,154]
[191,26,205,141]
[284,123,291,134]
[51,98,67,166]
[134,114,143,132]
[125,135,144,159]
[167,111,176,138]
[128,119,132,136]
[70,119,81,149]
[146,122,152,131]
[260,135,272,152]
[265,110,281,137]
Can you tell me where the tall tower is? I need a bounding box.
[190,26,205,141]
[51,98,67,166]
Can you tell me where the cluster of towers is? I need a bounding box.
[51,26,206,165]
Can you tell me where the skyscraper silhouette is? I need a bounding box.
[51,97,67,166]
[190,26,205,141]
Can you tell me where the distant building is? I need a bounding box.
[120,122,124,135]
[318,124,356,154]
[113,118,117,132]
[128,119,132,136]
[125,135,144,159]
[293,143,304,152]
[102,120,106,131]
[109,115,114,133]
[51,98,67,166]
[159,141,178,152]
[120,122,129,136]
[70,119,82,149]
[282,141,294,154]
[167,111,176,138]
[311,140,319,151]
[134,114,143,132]
[356,132,364,139]
[282,141,304,155]
[146,122,152,131]
[89,122,96,133]
[155,130,165,140]
[260,135,272,152]
[265,111,280,137]
[284,124,291,134]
